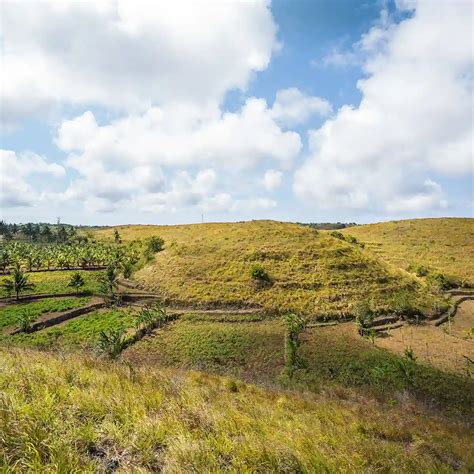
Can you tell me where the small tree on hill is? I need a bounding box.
[97,326,127,359]
[68,272,85,293]
[98,265,120,305]
[114,229,122,243]
[283,313,306,378]
[2,266,35,301]
[17,309,37,333]
[354,300,374,335]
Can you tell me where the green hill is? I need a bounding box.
[96,220,442,319]
[340,218,473,282]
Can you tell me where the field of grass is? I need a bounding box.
[1,308,134,351]
[340,218,474,281]
[124,317,474,417]
[1,348,473,472]
[96,221,443,318]
[0,270,103,298]
[0,296,90,330]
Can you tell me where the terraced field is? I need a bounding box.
[340,218,474,281]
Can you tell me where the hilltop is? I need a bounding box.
[96,220,442,318]
[340,218,473,282]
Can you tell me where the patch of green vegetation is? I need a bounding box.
[125,320,284,381]
[341,218,474,283]
[0,270,103,297]
[3,308,134,351]
[96,221,442,318]
[125,319,474,418]
[1,349,473,472]
[0,297,90,330]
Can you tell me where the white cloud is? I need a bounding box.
[270,88,332,126]
[1,0,278,128]
[0,150,65,207]
[262,169,283,191]
[295,0,473,214]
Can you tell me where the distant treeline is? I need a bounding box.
[297,222,357,230]
[0,221,84,244]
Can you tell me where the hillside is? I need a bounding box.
[1,348,473,472]
[340,218,474,282]
[96,221,442,318]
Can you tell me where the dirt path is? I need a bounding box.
[374,299,473,374]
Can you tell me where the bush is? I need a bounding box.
[97,326,127,359]
[147,236,165,253]
[250,263,271,283]
[354,300,374,335]
[283,313,306,378]
[391,291,420,319]
[330,231,345,240]
[68,272,85,293]
[17,309,37,333]
[426,272,459,290]
[407,263,429,277]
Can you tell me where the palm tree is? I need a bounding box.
[2,266,35,301]
[98,265,119,304]
[68,272,85,293]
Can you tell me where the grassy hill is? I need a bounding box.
[96,221,442,319]
[340,218,474,282]
[1,348,473,472]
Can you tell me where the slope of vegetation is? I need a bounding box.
[0,297,90,330]
[124,318,474,417]
[340,218,473,282]
[1,308,134,351]
[1,348,473,472]
[96,221,443,319]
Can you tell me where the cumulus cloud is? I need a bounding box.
[1,0,278,128]
[270,88,332,126]
[0,150,65,207]
[295,0,473,214]
[262,169,283,192]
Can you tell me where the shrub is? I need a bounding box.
[426,272,458,291]
[97,326,127,359]
[330,231,345,240]
[391,291,420,319]
[283,313,306,378]
[17,309,37,333]
[68,272,85,293]
[407,263,429,277]
[98,265,120,305]
[147,236,165,253]
[354,300,374,335]
[250,263,271,283]
[133,302,169,335]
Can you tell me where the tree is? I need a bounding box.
[354,300,374,335]
[114,229,122,243]
[17,309,37,333]
[68,272,85,293]
[98,265,119,304]
[2,266,35,301]
[283,313,306,378]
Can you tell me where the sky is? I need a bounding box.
[0,0,473,226]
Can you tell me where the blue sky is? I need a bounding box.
[1,0,472,225]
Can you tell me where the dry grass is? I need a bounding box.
[340,218,474,281]
[1,348,473,472]
[95,221,442,318]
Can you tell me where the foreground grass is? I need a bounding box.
[1,348,473,472]
[0,297,91,330]
[341,218,474,282]
[0,270,103,298]
[96,221,442,318]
